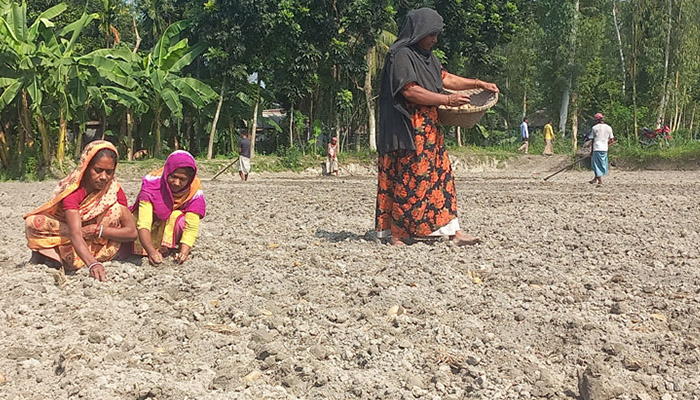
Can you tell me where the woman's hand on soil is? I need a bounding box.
[89,263,106,281]
[174,244,191,264]
[147,250,163,265]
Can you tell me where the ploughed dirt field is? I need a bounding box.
[1,159,699,399]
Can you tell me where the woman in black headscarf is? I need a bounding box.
[375,8,499,246]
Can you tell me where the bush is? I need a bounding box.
[277,145,304,171]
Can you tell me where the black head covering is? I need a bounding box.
[377,8,444,155]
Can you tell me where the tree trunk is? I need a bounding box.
[35,114,52,168]
[308,95,314,143]
[559,0,579,137]
[656,0,673,128]
[611,0,626,95]
[689,103,696,138]
[671,71,680,132]
[570,91,579,152]
[559,88,570,136]
[184,117,192,153]
[132,16,141,53]
[118,110,127,154]
[154,106,162,156]
[289,103,295,147]
[456,126,462,147]
[18,89,33,170]
[228,117,235,154]
[364,46,377,152]
[522,87,527,118]
[249,75,260,158]
[74,121,84,158]
[632,4,639,138]
[207,78,226,159]
[504,46,510,130]
[99,111,106,139]
[0,120,10,168]
[335,108,341,145]
[126,110,134,160]
[57,108,68,164]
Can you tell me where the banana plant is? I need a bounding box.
[36,10,104,164]
[76,47,147,158]
[140,20,217,155]
[0,1,67,168]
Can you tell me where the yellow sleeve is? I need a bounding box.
[180,212,200,247]
[137,201,154,231]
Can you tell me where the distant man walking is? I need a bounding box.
[589,113,614,185]
[238,132,251,181]
[517,117,529,154]
[543,120,555,155]
[326,136,339,176]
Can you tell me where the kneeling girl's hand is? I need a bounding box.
[147,250,163,265]
[174,244,191,264]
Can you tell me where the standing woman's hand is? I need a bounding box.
[479,81,500,93]
[446,93,471,107]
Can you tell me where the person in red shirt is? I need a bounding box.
[24,140,137,281]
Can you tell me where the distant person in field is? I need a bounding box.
[327,136,339,176]
[517,117,529,154]
[589,113,614,185]
[238,131,252,181]
[375,7,499,246]
[24,140,137,281]
[543,120,555,155]
[128,151,206,265]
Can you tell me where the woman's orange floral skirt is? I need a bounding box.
[375,119,458,239]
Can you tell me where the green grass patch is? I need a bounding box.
[611,138,700,162]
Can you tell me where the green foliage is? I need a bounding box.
[276,144,304,171]
[2,0,700,179]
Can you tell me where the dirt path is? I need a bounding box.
[1,168,699,399]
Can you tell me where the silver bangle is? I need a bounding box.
[98,225,104,238]
[87,262,102,271]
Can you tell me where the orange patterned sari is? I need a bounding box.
[375,80,459,239]
[24,141,125,269]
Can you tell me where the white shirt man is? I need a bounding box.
[589,113,614,184]
[591,122,614,152]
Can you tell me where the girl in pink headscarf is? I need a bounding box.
[129,151,206,264]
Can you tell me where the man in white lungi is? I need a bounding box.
[238,132,251,181]
[326,137,339,176]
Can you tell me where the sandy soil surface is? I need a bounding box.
[1,161,699,399]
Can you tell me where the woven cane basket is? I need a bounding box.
[438,88,499,128]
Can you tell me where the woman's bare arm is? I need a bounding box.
[402,84,470,107]
[65,209,106,281]
[443,72,499,93]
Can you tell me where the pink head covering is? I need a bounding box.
[594,113,604,121]
[131,150,206,220]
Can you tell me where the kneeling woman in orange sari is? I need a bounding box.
[128,151,206,265]
[24,141,138,281]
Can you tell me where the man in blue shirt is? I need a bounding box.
[517,117,529,154]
